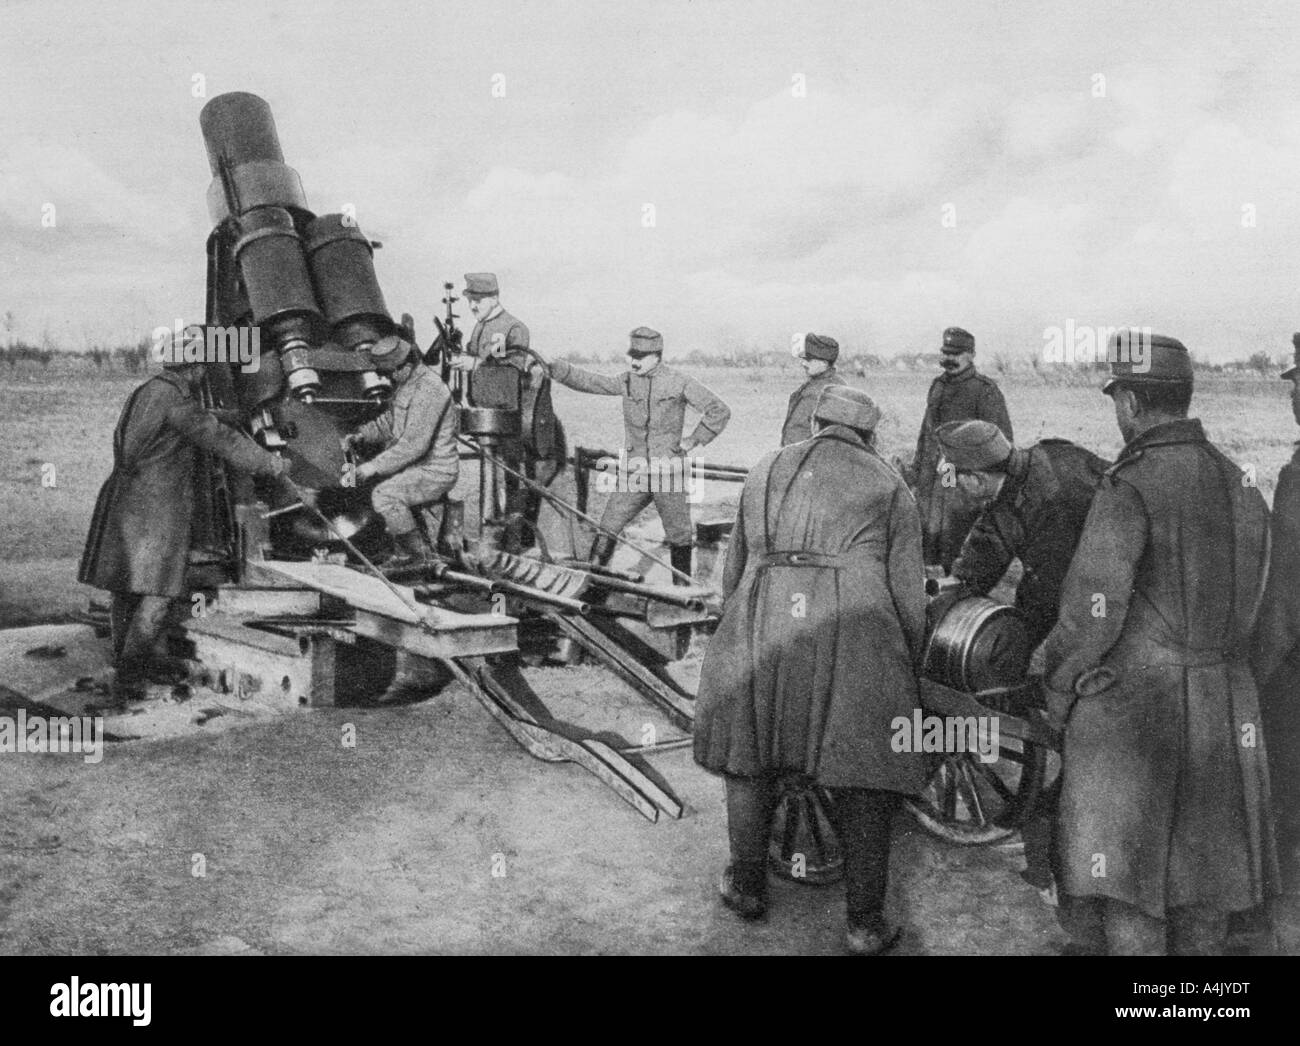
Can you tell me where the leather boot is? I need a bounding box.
[669,543,693,586]
[386,529,429,568]
[589,534,617,568]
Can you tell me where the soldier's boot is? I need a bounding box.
[718,862,768,921]
[385,529,430,569]
[669,544,693,586]
[589,534,617,568]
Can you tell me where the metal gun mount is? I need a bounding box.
[173,91,726,821]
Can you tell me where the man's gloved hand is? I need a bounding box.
[266,456,299,495]
[925,580,968,632]
[892,455,917,487]
[341,460,375,487]
[449,354,479,373]
[208,407,243,426]
[1044,685,1075,733]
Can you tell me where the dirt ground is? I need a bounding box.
[2,364,1296,955]
[0,612,1069,956]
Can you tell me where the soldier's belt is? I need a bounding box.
[756,550,843,569]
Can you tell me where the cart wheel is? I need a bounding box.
[904,735,1058,845]
[767,775,843,884]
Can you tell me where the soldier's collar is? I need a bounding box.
[812,423,872,451]
[156,371,193,396]
[477,304,503,324]
[1001,447,1031,499]
[1122,417,1205,456]
[940,365,978,383]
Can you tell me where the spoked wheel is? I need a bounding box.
[767,774,843,884]
[904,734,1058,845]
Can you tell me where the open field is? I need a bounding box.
[0,363,1295,955]
[2,362,1295,612]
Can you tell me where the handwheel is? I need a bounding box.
[767,774,843,884]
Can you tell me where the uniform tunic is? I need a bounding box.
[79,372,286,598]
[464,305,563,491]
[694,425,927,792]
[549,359,731,544]
[951,439,1109,644]
[1253,445,1300,889]
[464,305,531,371]
[779,367,847,446]
[1042,419,1278,918]
[911,366,1013,567]
[354,363,459,531]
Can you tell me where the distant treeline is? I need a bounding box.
[555,347,1287,376]
[0,338,1285,379]
[1,338,153,372]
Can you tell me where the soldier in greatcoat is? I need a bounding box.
[907,327,1013,570]
[1253,333,1300,898]
[548,327,730,581]
[79,358,292,703]
[1041,333,1278,955]
[933,419,1109,899]
[937,421,1109,649]
[693,385,926,955]
[780,333,846,446]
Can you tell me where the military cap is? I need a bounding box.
[1101,331,1193,394]
[942,327,975,354]
[463,272,500,298]
[627,326,664,357]
[1282,333,1299,381]
[936,419,1012,472]
[812,385,881,431]
[161,325,206,370]
[797,333,839,363]
[369,333,413,369]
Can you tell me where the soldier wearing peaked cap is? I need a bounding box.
[548,327,730,582]
[908,327,1014,570]
[933,417,1109,899]
[694,385,926,955]
[343,334,460,566]
[780,333,848,446]
[1252,332,1300,898]
[1041,332,1278,955]
[937,420,1109,649]
[449,272,565,553]
[79,348,294,705]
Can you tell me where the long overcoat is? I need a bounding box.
[911,365,1012,566]
[779,367,846,446]
[1042,419,1278,918]
[1253,445,1300,888]
[693,424,928,792]
[79,372,284,597]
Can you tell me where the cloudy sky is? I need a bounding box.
[3,0,1300,362]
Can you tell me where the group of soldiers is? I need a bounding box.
[78,272,734,696]
[77,282,1298,957]
[697,324,1298,957]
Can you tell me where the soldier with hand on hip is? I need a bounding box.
[548,326,730,583]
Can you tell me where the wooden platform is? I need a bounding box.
[250,560,517,658]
